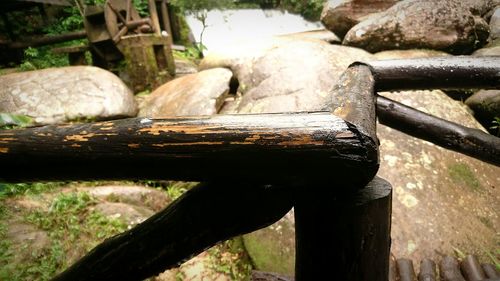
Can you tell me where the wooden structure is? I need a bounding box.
[0,57,499,281]
[83,0,175,90]
[1,0,176,90]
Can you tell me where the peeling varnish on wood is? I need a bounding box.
[128,144,140,148]
[0,147,8,153]
[64,133,118,142]
[36,133,53,137]
[139,125,226,136]
[279,136,324,146]
[152,142,224,148]
[335,131,356,139]
[0,138,16,142]
[65,133,97,142]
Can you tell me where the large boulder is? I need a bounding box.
[320,0,399,39]
[465,90,500,121]
[276,29,341,44]
[200,37,373,114]
[489,7,500,40]
[343,0,491,54]
[0,66,137,124]
[373,49,450,60]
[139,68,233,117]
[377,90,499,263]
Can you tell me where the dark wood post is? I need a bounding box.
[159,0,173,45]
[295,65,387,280]
[294,177,392,281]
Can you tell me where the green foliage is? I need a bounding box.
[84,0,149,16]
[43,7,84,34]
[19,46,70,71]
[133,0,150,16]
[0,113,34,129]
[173,45,204,62]
[278,0,325,21]
[0,182,65,199]
[170,0,234,13]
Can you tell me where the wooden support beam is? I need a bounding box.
[397,259,417,281]
[440,256,466,281]
[4,30,87,49]
[460,255,486,281]
[159,0,173,45]
[419,259,437,281]
[52,182,294,281]
[365,57,500,91]
[0,112,379,186]
[294,177,392,281]
[148,0,161,35]
[376,96,500,166]
[482,264,500,279]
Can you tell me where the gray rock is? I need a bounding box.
[79,185,171,212]
[377,90,499,263]
[138,68,233,117]
[320,0,399,39]
[94,202,155,227]
[200,37,373,114]
[489,8,500,40]
[276,29,341,44]
[174,58,198,78]
[465,89,500,120]
[343,0,490,54]
[472,45,500,56]
[373,49,450,60]
[472,36,500,55]
[244,211,295,275]
[0,66,137,125]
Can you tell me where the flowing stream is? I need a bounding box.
[186,9,322,53]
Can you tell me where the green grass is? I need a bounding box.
[0,191,127,281]
[448,163,482,191]
[0,182,66,199]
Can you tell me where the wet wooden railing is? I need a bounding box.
[0,57,499,281]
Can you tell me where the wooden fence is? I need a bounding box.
[0,57,499,281]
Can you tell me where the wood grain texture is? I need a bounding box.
[0,112,379,186]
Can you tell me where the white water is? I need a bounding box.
[185,9,322,53]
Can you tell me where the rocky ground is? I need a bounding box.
[0,182,252,281]
[1,0,500,280]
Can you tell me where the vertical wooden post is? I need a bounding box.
[160,0,173,45]
[294,64,386,280]
[148,0,161,35]
[294,177,392,281]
